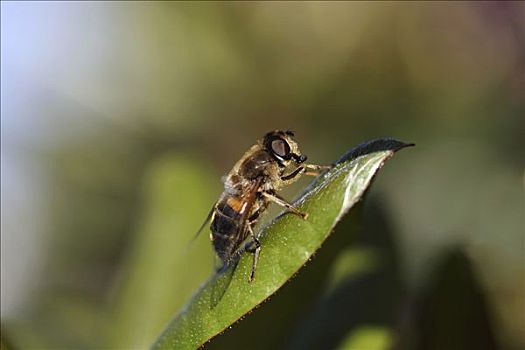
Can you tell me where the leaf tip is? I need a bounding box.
[336,138,414,164]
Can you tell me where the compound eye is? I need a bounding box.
[271,138,290,158]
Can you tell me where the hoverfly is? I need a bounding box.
[197,130,329,285]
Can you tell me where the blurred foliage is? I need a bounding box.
[401,248,498,350]
[1,2,524,350]
[108,154,217,349]
[338,326,393,350]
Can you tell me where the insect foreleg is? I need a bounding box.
[261,191,308,219]
[281,166,305,183]
[281,163,331,183]
[302,163,332,176]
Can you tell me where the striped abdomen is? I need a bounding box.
[210,196,245,264]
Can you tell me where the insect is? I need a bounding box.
[197,130,329,283]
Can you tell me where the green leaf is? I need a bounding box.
[152,139,413,350]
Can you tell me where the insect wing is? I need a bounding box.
[189,203,216,245]
[209,179,263,308]
[210,258,238,308]
[233,178,262,245]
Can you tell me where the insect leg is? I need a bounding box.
[302,163,333,176]
[281,166,305,183]
[281,164,332,183]
[245,225,261,282]
[249,243,261,282]
[261,191,308,219]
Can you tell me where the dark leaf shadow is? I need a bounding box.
[394,247,499,350]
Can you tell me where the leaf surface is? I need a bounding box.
[152,138,414,350]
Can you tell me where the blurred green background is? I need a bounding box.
[1,2,524,349]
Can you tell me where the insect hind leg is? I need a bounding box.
[244,225,261,282]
